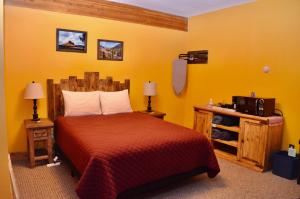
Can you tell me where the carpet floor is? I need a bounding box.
[12,157,300,199]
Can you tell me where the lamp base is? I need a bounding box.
[32,99,40,121]
[31,118,40,122]
[146,109,153,113]
[32,114,40,121]
[147,96,153,112]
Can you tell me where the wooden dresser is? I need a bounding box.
[194,105,283,172]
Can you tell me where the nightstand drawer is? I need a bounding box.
[33,128,49,139]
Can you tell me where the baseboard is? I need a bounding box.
[8,154,20,199]
[10,152,27,160]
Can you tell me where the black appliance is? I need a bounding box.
[232,96,275,117]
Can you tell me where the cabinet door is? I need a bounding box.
[193,110,212,138]
[239,118,268,168]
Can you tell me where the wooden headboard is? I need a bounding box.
[47,72,130,121]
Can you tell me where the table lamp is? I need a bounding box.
[144,81,156,112]
[24,81,44,121]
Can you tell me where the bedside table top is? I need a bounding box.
[24,118,54,129]
[139,110,166,117]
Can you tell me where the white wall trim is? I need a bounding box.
[8,154,20,199]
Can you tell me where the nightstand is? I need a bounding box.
[24,118,54,168]
[140,110,166,120]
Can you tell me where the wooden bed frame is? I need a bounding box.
[47,72,130,121]
[47,72,208,198]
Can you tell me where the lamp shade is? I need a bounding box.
[24,82,44,99]
[144,82,156,96]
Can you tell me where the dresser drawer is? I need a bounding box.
[32,128,49,139]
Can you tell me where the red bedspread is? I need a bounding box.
[55,112,220,199]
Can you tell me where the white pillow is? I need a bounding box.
[99,89,133,115]
[62,90,102,116]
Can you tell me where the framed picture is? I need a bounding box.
[56,28,87,53]
[97,39,123,61]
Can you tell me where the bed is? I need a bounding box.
[47,72,220,199]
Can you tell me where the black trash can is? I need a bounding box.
[272,151,299,180]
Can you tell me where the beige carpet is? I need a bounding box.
[12,157,300,199]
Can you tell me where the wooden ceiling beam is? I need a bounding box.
[5,0,188,31]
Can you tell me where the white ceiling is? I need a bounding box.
[109,0,254,17]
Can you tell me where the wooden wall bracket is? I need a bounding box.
[179,50,208,64]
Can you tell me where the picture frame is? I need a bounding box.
[97,39,123,61]
[56,28,87,53]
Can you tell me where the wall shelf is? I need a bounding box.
[212,123,240,133]
[212,138,238,148]
[214,149,237,160]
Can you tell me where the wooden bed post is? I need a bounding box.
[47,79,54,121]
[125,79,130,93]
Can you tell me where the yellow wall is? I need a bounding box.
[185,0,300,150]
[0,0,13,198]
[4,0,300,153]
[4,6,188,152]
